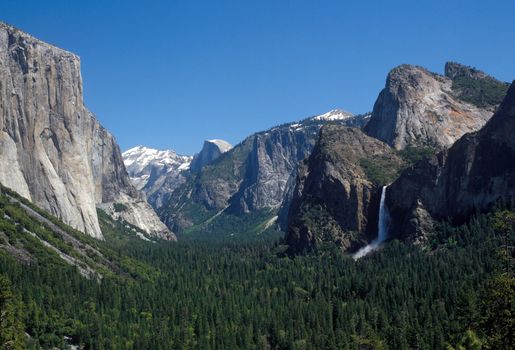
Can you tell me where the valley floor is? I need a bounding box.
[0,187,513,349]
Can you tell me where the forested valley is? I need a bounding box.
[0,185,513,349]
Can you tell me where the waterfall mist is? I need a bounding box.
[353,185,390,260]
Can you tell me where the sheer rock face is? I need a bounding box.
[160,113,370,233]
[284,125,404,253]
[189,139,232,172]
[387,81,515,242]
[160,121,321,232]
[364,64,495,150]
[227,127,320,214]
[0,23,173,240]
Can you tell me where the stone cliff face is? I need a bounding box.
[159,112,370,233]
[386,81,515,243]
[284,125,404,253]
[0,23,173,240]
[364,63,499,150]
[227,125,320,214]
[189,139,232,172]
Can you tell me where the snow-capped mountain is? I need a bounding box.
[123,146,192,190]
[311,109,354,121]
[123,146,192,208]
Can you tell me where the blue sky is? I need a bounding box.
[1,0,514,154]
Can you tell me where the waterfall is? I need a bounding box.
[376,185,390,243]
[353,185,390,260]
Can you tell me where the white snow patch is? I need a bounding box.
[207,139,232,153]
[312,109,354,121]
[122,145,192,189]
[178,162,191,171]
[289,123,305,131]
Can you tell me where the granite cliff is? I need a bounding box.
[189,139,232,172]
[284,63,509,253]
[0,23,173,239]
[284,125,404,253]
[386,81,515,243]
[364,63,507,150]
[159,111,370,233]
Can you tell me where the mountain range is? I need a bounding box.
[123,145,193,209]
[123,60,509,253]
[155,110,370,235]
[284,62,510,253]
[0,21,513,350]
[0,21,512,256]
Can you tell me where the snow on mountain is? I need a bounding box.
[311,109,354,121]
[207,139,232,153]
[122,146,192,195]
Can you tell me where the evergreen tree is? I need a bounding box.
[0,275,25,350]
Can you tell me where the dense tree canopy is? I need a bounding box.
[0,188,513,349]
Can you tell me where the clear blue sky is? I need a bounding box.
[1,0,514,154]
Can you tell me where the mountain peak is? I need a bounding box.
[123,145,181,161]
[444,61,509,109]
[189,139,232,172]
[122,146,192,190]
[444,61,490,80]
[387,81,515,241]
[385,64,442,89]
[311,109,354,121]
[0,21,80,62]
[364,62,497,150]
[206,139,232,153]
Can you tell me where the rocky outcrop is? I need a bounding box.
[386,81,515,242]
[227,127,318,214]
[189,139,232,172]
[123,146,192,209]
[284,125,404,253]
[444,61,492,81]
[444,62,509,109]
[159,112,370,233]
[364,63,499,150]
[0,23,173,240]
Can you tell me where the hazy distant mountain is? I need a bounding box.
[123,146,192,190]
[123,146,192,209]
